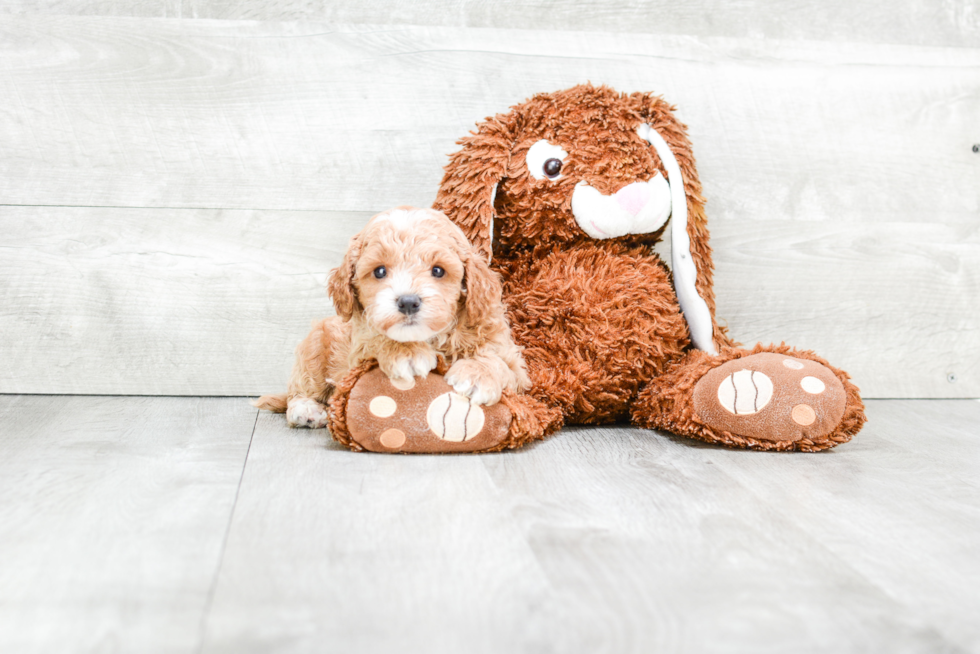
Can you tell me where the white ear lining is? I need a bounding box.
[638,124,718,355]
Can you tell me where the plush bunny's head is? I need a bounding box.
[434,84,722,353]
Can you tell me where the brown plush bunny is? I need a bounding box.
[332,84,866,452]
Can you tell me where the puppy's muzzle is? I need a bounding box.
[396,294,422,316]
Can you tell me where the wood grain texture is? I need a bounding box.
[198,399,980,653]
[2,0,978,48]
[2,205,976,397]
[709,220,980,398]
[0,205,367,395]
[690,399,980,652]
[0,17,977,398]
[0,395,257,654]
[0,18,977,217]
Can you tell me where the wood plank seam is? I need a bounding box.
[195,407,259,654]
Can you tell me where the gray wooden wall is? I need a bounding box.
[1,2,978,398]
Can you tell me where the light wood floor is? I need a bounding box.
[1,396,978,654]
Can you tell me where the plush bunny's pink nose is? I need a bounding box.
[615,182,652,216]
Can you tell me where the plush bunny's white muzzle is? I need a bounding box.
[570,175,672,240]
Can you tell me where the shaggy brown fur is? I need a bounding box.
[632,343,866,451]
[500,244,689,423]
[423,83,867,451]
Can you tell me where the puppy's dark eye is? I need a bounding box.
[543,158,563,178]
[431,266,445,278]
[373,266,387,279]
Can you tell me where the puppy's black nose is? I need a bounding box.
[396,294,422,316]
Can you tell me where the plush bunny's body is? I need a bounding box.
[330,84,866,452]
[493,243,688,424]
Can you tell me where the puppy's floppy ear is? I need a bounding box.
[461,245,504,328]
[630,91,731,352]
[327,233,362,321]
[433,110,519,262]
[443,219,504,327]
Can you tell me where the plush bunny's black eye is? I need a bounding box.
[526,140,567,181]
[373,266,387,279]
[431,266,445,278]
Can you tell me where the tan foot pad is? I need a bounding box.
[693,353,847,444]
[346,368,513,453]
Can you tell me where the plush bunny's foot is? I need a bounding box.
[326,362,562,453]
[632,344,866,451]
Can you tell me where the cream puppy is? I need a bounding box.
[255,207,530,428]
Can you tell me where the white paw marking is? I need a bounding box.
[286,397,329,429]
[426,392,485,442]
[388,351,437,381]
[717,370,774,416]
[800,376,826,394]
[462,383,500,407]
[369,395,397,418]
[448,379,469,397]
[390,377,416,391]
[445,365,503,406]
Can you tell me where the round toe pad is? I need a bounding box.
[693,352,847,444]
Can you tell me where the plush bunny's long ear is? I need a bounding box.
[433,111,518,261]
[632,93,731,353]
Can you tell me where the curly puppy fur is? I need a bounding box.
[431,83,866,450]
[254,207,530,428]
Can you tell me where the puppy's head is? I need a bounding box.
[327,207,501,342]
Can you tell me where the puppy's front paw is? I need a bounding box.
[286,397,329,429]
[446,360,504,406]
[386,350,438,381]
